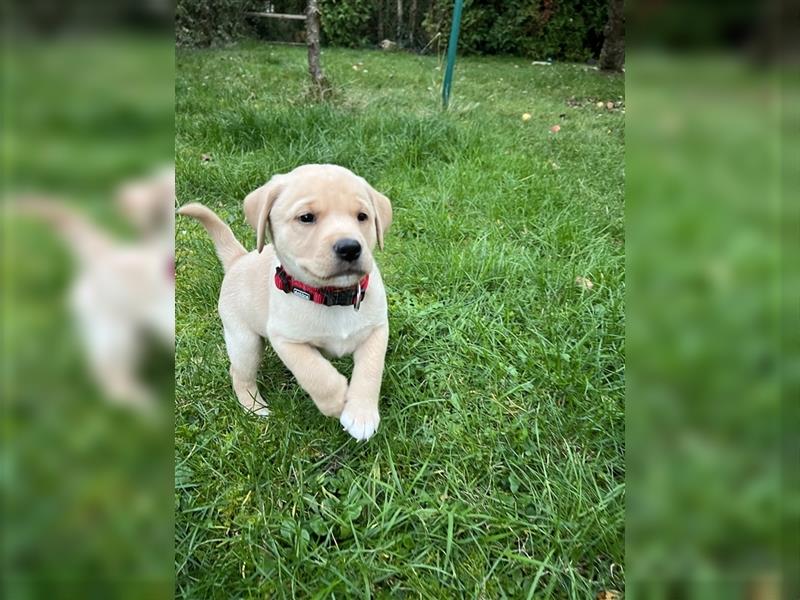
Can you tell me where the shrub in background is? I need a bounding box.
[176,0,260,47]
[423,0,607,61]
[319,0,376,48]
[177,0,609,61]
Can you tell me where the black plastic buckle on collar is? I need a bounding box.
[322,286,363,309]
[276,267,292,293]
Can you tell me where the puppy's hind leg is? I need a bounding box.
[222,321,268,416]
[72,284,155,414]
[81,316,154,413]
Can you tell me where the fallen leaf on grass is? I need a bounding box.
[575,276,594,290]
[550,124,561,133]
[597,591,620,600]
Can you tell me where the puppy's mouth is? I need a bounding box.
[291,257,371,286]
[329,268,367,279]
[313,268,367,282]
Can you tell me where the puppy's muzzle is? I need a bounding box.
[333,238,362,262]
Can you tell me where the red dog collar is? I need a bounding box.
[274,266,369,310]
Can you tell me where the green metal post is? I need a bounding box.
[441,0,464,109]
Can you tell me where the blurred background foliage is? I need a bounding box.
[626,55,787,593]
[624,0,797,596]
[3,34,175,598]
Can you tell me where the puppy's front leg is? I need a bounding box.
[340,324,388,441]
[271,339,347,418]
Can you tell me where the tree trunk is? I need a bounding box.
[306,0,329,93]
[377,0,384,41]
[409,0,417,46]
[396,0,403,45]
[598,0,624,71]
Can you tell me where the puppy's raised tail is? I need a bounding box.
[14,196,114,264]
[177,203,247,272]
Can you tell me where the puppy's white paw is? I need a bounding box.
[252,404,270,417]
[339,403,380,441]
[240,399,270,417]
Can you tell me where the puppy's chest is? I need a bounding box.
[270,302,374,357]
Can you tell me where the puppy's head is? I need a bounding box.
[244,164,392,288]
[116,166,175,236]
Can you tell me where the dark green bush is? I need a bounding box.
[422,0,607,61]
[177,0,609,61]
[319,0,376,48]
[176,0,261,47]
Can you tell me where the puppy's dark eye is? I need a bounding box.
[298,213,316,224]
[357,212,369,222]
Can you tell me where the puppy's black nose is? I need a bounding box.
[333,238,362,262]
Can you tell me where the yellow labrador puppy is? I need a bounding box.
[178,164,392,440]
[15,167,176,413]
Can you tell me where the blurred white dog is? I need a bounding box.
[17,168,175,413]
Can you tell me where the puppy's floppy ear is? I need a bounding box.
[363,181,393,250]
[243,175,286,253]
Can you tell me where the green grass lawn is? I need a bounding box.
[175,43,624,598]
